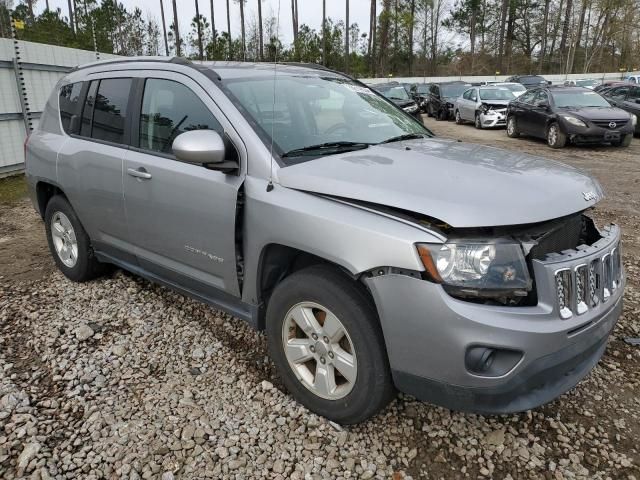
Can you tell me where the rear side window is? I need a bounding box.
[139,78,222,154]
[80,80,98,137]
[628,86,640,100]
[91,78,132,144]
[59,82,83,134]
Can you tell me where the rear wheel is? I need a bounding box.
[266,265,394,424]
[506,115,520,138]
[455,110,463,125]
[44,195,106,282]
[547,122,567,148]
[614,133,633,147]
[426,103,434,117]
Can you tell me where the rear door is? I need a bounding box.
[123,72,246,298]
[57,76,136,263]
[509,89,537,134]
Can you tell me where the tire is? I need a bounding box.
[266,265,394,424]
[455,110,463,125]
[547,122,567,148]
[44,195,106,282]
[506,115,520,138]
[426,103,434,118]
[614,133,632,147]
[435,108,445,121]
[474,112,483,129]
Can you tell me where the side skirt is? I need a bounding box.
[95,251,260,329]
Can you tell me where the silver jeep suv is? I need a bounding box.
[26,58,624,424]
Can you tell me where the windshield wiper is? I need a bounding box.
[379,133,426,144]
[281,141,370,158]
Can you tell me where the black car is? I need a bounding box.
[405,83,431,112]
[504,75,550,90]
[425,82,470,120]
[506,86,636,148]
[601,84,640,135]
[373,83,422,120]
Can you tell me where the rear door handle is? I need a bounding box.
[127,167,152,180]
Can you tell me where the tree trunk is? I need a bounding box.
[431,0,441,75]
[497,0,508,72]
[378,0,391,75]
[548,0,564,70]
[322,0,327,65]
[159,0,170,55]
[68,0,75,35]
[408,0,415,75]
[504,0,517,71]
[393,0,399,73]
[226,0,231,59]
[239,0,246,60]
[291,0,299,60]
[568,0,588,73]
[257,0,263,60]
[538,0,550,72]
[195,0,204,60]
[172,0,180,56]
[558,0,573,72]
[368,0,376,73]
[26,0,34,20]
[345,0,350,74]
[470,0,477,73]
[210,0,216,50]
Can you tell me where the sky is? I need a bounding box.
[34,0,373,46]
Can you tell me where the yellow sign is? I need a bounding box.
[12,19,25,30]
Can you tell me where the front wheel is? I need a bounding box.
[506,115,520,138]
[266,265,394,424]
[614,133,633,147]
[474,112,483,129]
[547,122,567,148]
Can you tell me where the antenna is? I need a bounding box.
[267,0,282,193]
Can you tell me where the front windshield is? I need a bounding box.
[501,84,526,93]
[379,86,410,100]
[552,90,611,108]
[416,84,429,94]
[224,75,431,163]
[576,79,598,87]
[441,84,469,97]
[479,88,515,100]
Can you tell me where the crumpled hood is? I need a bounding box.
[277,137,604,228]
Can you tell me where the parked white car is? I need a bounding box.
[454,86,516,128]
[623,74,640,84]
[492,82,527,97]
[563,79,601,89]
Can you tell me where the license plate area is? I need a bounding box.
[604,131,620,141]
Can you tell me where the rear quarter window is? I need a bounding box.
[59,82,83,134]
[91,78,133,144]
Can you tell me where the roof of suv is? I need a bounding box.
[73,56,346,80]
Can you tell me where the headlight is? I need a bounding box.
[417,242,532,298]
[631,114,637,126]
[404,105,418,113]
[561,115,587,128]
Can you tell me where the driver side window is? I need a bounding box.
[470,89,478,102]
[139,78,223,154]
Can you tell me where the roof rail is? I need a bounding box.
[71,56,191,72]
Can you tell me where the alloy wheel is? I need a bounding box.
[51,211,78,268]
[548,125,558,146]
[281,302,357,400]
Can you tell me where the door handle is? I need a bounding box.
[127,167,152,180]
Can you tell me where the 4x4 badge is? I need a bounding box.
[583,191,597,201]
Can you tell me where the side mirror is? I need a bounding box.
[548,81,553,85]
[172,130,238,173]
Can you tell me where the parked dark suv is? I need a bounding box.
[506,86,636,148]
[504,75,550,90]
[425,82,470,120]
[601,84,640,135]
[372,82,422,120]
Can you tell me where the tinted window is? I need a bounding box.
[91,78,132,144]
[628,87,640,100]
[59,82,83,134]
[441,84,469,97]
[469,89,477,101]
[80,80,98,137]
[479,88,515,100]
[519,76,546,85]
[140,79,223,154]
[534,91,548,105]
[608,86,629,100]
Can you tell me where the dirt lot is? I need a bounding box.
[1,121,639,479]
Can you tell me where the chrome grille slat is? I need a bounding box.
[553,242,621,319]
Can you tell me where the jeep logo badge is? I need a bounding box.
[609,121,617,129]
[583,191,597,201]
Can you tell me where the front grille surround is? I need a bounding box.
[533,225,623,321]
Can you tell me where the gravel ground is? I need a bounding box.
[1,120,640,479]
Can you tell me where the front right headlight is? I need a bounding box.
[417,242,532,298]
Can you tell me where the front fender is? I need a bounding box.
[241,176,443,305]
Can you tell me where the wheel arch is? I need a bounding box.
[35,181,67,219]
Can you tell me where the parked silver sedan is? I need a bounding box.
[454,86,516,129]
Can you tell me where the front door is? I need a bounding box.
[123,75,245,297]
